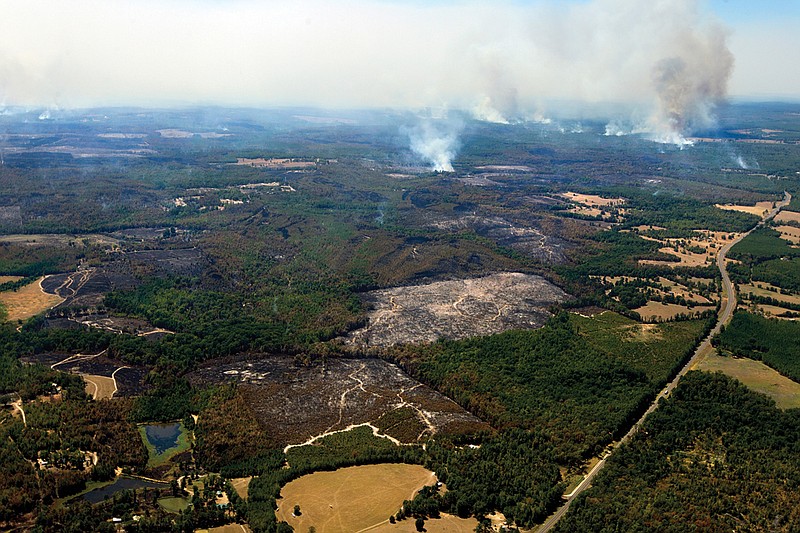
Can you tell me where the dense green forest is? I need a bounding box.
[556,371,800,532]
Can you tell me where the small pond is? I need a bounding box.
[144,422,181,454]
[83,477,166,504]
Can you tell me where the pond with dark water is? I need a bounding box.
[144,422,181,454]
[83,477,166,504]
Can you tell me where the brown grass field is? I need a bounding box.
[229,477,251,500]
[640,230,737,268]
[0,277,64,321]
[775,225,800,244]
[775,210,800,224]
[755,304,799,319]
[368,512,478,532]
[694,353,800,409]
[0,275,23,284]
[275,464,436,533]
[83,374,117,400]
[560,192,625,207]
[633,301,714,322]
[740,283,800,306]
[714,201,774,217]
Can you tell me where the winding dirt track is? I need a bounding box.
[537,192,791,532]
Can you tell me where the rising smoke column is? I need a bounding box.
[648,21,733,144]
[409,119,463,172]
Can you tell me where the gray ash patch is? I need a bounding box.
[347,272,569,348]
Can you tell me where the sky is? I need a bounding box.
[0,0,797,114]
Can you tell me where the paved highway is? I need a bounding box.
[536,191,791,532]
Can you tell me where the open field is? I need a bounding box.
[369,513,479,532]
[83,374,117,400]
[347,272,568,347]
[633,302,715,322]
[559,192,625,207]
[714,201,774,217]
[740,283,800,305]
[655,277,714,304]
[229,477,251,500]
[694,353,800,409]
[0,275,23,284]
[775,210,800,224]
[0,276,64,321]
[235,157,316,169]
[775,224,800,244]
[755,304,799,318]
[275,464,435,533]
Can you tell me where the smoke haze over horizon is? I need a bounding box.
[0,0,783,149]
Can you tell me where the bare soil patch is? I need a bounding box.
[0,277,64,321]
[714,201,774,217]
[275,464,435,533]
[347,272,568,347]
[187,356,488,447]
[694,353,800,409]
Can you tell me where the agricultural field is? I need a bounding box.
[275,463,435,533]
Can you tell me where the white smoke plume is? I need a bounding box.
[409,119,463,172]
[0,0,734,145]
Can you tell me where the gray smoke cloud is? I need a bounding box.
[409,118,463,172]
[0,0,733,147]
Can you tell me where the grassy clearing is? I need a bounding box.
[740,283,800,306]
[775,210,800,224]
[694,353,800,409]
[275,463,435,533]
[158,496,191,513]
[197,525,252,533]
[0,276,22,284]
[139,422,191,467]
[0,276,63,322]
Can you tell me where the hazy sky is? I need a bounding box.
[0,0,797,111]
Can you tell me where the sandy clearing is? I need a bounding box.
[0,276,64,321]
[275,464,436,533]
[714,201,774,217]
